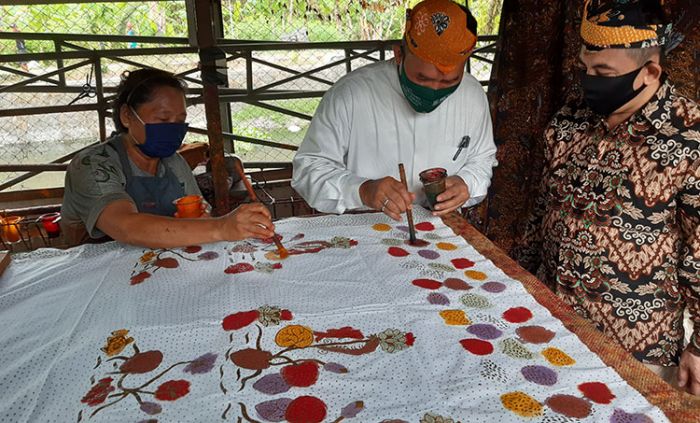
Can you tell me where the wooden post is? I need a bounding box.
[188,0,230,215]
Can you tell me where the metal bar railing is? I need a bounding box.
[0,32,499,192]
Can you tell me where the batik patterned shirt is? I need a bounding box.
[518,79,700,366]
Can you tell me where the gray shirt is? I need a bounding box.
[61,135,202,244]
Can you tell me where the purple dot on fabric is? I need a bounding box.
[481,281,506,293]
[610,409,654,423]
[427,292,450,305]
[466,323,503,340]
[418,250,440,260]
[520,365,558,386]
[396,225,409,232]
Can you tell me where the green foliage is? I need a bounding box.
[221,0,501,42]
[1,0,500,52]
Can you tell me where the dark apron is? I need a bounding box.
[110,138,185,217]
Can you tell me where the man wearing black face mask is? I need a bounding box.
[517,0,700,394]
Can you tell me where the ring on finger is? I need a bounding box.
[380,197,390,212]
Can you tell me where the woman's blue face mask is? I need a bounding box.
[129,106,189,158]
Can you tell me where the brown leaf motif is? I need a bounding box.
[120,350,163,374]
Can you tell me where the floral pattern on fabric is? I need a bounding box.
[43,211,669,421]
[518,79,700,365]
[218,306,414,421]
[79,329,216,420]
[130,245,219,286]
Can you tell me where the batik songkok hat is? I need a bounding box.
[404,0,478,73]
[581,0,673,49]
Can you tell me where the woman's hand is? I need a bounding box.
[219,203,275,241]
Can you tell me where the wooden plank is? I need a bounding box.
[0,252,10,277]
[0,188,64,203]
[0,164,68,172]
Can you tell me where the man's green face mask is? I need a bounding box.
[398,61,460,113]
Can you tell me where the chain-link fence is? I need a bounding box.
[0,1,187,51]
[0,0,502,192]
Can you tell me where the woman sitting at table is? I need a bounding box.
[61,68,274,248]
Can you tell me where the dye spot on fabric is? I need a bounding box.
[429,263,456,273]
[285,396,327,423]
[405,239,430,247]
[427,292,450,305]
[578,382,615,404]
[222,310,259,331]
[255,398,293,422]
[436,242,458,251]
[500,338,535,360]
[281,361,319,387]
[481,281,506,293]
[265,251,285,261]
[545,394,592,419]
[480,359,508,383]
[225,263,255,274]
[252,373,291,395]
[418,250,440,260]
[120,351,163,374]
[516,326,556,344]
[464,270,488,281]
[198,251,219,261]
[443,278,472,291]
[388,247,410,257]
[415,222,435,231]
[412,279,443,290]
[467,324,503,340]
[520,365,558,386]
[130,271,151,285]
[382,239,405,247]
[460,293,493,309]
[609,409,654,423]
[439,309,470,326]
[154,258,178,268]
[372,223,392,232]
[396,225,409,232]
[500,391,543,418]
[503,307,533,323]
[460,338,494,355]
[451,258,475,269]
[541,347,576,367]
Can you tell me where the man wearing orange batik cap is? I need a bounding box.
[517,0,700,395]
[293,0,497,221]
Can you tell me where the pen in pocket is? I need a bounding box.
[452,135,471,161]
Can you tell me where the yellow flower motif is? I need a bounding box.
[439,310,470,326]
[436,242,458,251]
[275,325,314,348]
[464,270,488,281]
[500,391,543,418]
[372,223,391,232]
[139,251,156,264]
[541,347,576,367]
[101,329,134,357]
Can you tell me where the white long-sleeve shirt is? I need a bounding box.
[292,60,497,214]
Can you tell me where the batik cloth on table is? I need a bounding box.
[0,210,670,422]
